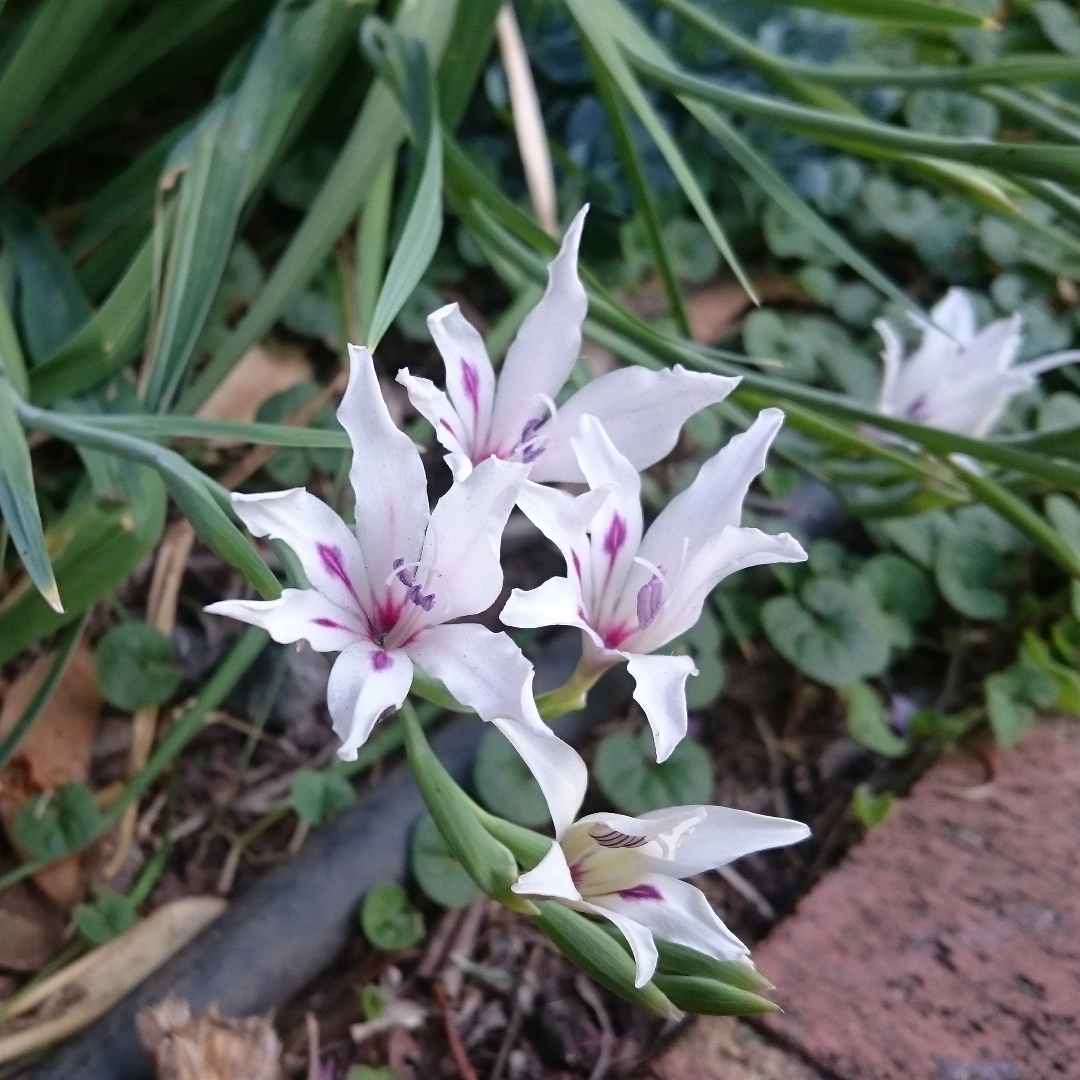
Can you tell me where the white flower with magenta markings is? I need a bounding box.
[501,412,806,763]
[206,345,586,836]
[513,804,809,986]
[396,207,738,484]
[875,286,1080,437]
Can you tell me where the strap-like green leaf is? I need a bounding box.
[0,377,60,612]
[764,0,992,28]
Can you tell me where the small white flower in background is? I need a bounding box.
[874,286,1080,437]
[513,804,809,986]
[396,206,738,484]
[206,345,587,836]
[501,412,806,762]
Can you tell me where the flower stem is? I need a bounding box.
[535,661,604,721]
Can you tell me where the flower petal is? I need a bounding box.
[530,366,739,484]
[926,286,977,343]
[637,804,811,876]
[340,344,429,584]
[419,457,527,624]
[327,641,413,760]
[641,525,805,651]
[426,303,496,455]
[206,588,363,652]
[230,488,371,615]
[575,899,658,987]
[592,875,748,970]
[571,415,643,628]
[637,408,785,576]
[405,622,587,835]
[500,577,601,649]
[512,841,581,901]
[489,715,588,838]
[489,207,588,448]
[395,368,471,478]
[873,317,904,416]
[625,652,698,763]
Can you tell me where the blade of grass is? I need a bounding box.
[584,34,690,336]
[0,292,27,397]
[356,157,395,341]
[564,0,756,300]
[765,0,993,28]
[0,378,61,612]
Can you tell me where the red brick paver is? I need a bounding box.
[753,722,1080,1080]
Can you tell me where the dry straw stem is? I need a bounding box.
[495,3,557,236]
[0,896,225,1065]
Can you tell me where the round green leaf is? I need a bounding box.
[934,530,1012,621]
[409,812,481,909]
[985,665,1058,750]
[671,608,725,711]
[291,767,356,826]
[594,727,713,816]
[473,728,549,828]
[75,892,136,945]
[94,623,182,711]
[360,882,425,952]
[761,579,891,687]
[843,681,907,758]
[905,90,998,139]
[855,554,935,649]
[851,784,895,829]
[14,782,100,861]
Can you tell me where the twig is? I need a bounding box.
[753,711,791,820]
[489,945,540,1080]
[574,974,614,1080]
[418,907,467,980]
[306,1012,320,1080]
[433,982,480,1080]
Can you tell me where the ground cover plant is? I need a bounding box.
[3,0,1080,1075]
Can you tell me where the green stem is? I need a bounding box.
[535,661,604,721]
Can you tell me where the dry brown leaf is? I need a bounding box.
[137,998,282,1080]
[0,896,226,1065]
[197,344,312,428]
[0,642,103,906]
[686,277,809,345]
[0,884,64,973]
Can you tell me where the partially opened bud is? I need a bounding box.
[651,974,779,1016]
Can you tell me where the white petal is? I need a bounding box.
[873,317,904,416]
[205,589,364,652]
[395,368,470,466]
[489,207,588,447]
[928,286,977,342]
[637,409,785,576]
[971,312,1022,373]
[637,804,811,877]
[426,304,496,454]
[500,577,602,650]
[593,875,748,969]
[404,622,538,727]
[529,366,739,484]
[327,642,413,760]
[420,457,527,624]
[515,480,609,608]
[575,899,658,987]
[571,416,643,629]
[230,488,372,614]
[625,652,698,763]
[1018,348,1080,378]
[512,841,581,901]
[340,345,429,586]
[642,525,805,651]
[489,715,588,838]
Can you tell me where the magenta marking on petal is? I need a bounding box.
[439,418,460,441]
[461,359,481,421]
[316,543,361,606]
[617,884,663,902]
[372,649,392,672]
[312,617,351,631]
[569,860,584,886]
[603,514,627,562]
[571,550,582,580]
[601,624,633,649]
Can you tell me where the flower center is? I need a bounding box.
[392,559,435,611]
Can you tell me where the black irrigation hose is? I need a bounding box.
[31,640,629,1080]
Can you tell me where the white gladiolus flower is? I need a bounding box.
[513,804,809,986]
[501,413,806,763]
[874,286,1080,437]
[396,206,739,483]
[205,345,587,836]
